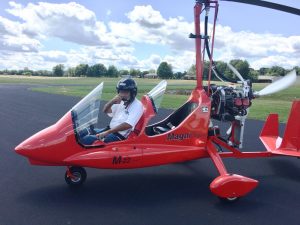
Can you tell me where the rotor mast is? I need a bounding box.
[194,1,203,89]
[193,0,219,91]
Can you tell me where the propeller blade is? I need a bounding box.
[255,70,296,97]
[220,0,300,16]
[227,63,245,82]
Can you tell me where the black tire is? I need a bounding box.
[218,196,240,203]
[65,167,87,187]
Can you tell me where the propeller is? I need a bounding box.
[227,63,252,97]
[227,63,296,97]
[220,0,300,16]
[227,63,245,82]
[254,70,297,97]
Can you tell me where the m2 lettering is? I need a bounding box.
[112,156,131,164]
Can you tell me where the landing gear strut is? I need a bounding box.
[65,166,87,187]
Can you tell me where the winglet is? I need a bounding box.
[260,114,279,137]
[259,113,280,152]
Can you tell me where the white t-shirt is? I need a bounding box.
[108,98,143,137]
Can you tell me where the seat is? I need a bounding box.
[153,126,170,134]
[128,115,145,138]
[152,122,175,134]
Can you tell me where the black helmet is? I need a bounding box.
[116,78,137,103]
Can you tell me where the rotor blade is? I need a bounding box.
[255,70,296,97]
[227,63,245,82]
[220,0,300,16]
[212,68,226,83]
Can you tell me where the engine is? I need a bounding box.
[207,81,254,149]
[209,84,253,122]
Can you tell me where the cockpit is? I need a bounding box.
[71,80,169,147]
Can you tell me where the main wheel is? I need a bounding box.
[65,167,87,187]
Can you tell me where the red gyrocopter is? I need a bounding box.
[15,0,300,202]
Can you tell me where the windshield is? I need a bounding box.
[71,82,103,135]
[147,80,167,113]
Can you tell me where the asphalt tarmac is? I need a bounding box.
[1,84,300,225]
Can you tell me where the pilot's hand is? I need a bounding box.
[96,131,109,140]
[112,95,122,104]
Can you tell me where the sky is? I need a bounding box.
[0,0,299,71]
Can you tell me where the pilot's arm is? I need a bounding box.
[103,95,121,114]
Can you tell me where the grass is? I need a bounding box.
[1,75,299,122]
[28,81,192,109]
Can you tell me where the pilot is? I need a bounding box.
[81,78,143,144]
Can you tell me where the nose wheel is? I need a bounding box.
[65,166,87,187]
[218,196,240,203]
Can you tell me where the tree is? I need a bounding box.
[259,67,269,75]
[129,68,141,77]
[119,69,129,76]
[229,59,250,80]
[269,66,286,76]
[66,67,76,77]
[107,65,119,77]
[249,68,259,81]
[142,70,149,76]
[173,72,185,79]
[157,62,173,79]
[148,69,156,74]
[213,60,232,80]
[21,67,33,76]
[87,64,107,77]
[187,61,218,81]
[187,64,196,76]
[52,64,64,77]
[75,64,89,77]
[141,70,150,78]
[35,70,52,76]
[17,70,24,75]
[294,66,300,76]
[203,61,213,80]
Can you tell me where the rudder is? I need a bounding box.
[279,100,300,151]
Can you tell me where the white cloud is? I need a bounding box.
[6,1,112,46]
[40,51,68,63]
[110,5,300,69]
[109,5,194,51]
[215,30,300,68]
[0,35,41,52]
[0,51,48,70]
[252,55,300,70]
[127,5,165,28]
[0,16,41,52]
[0,2,299,71]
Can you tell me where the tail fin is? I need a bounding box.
[260,100,300,156]
[279,101,300,151]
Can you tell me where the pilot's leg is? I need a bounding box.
[81,135,98,145]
